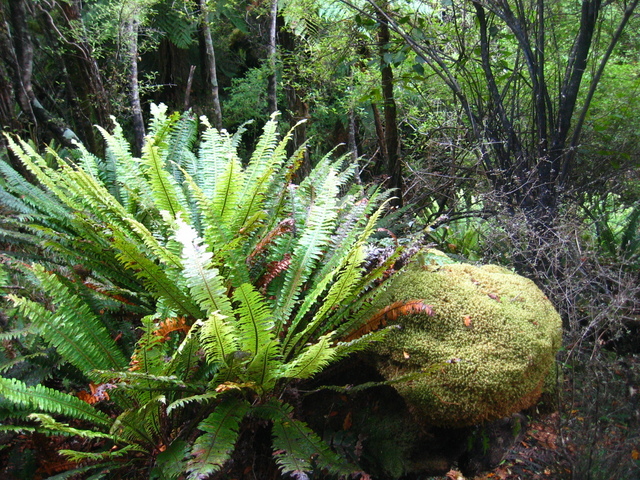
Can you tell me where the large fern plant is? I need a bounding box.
[0,105,398,479]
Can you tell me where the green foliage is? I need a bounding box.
[0,105,396,478]
[582,194,640,267]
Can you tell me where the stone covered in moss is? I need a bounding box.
[371,253,562,427]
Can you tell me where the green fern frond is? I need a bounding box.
[0,160,69,218]
[197,119,235,199]
[167,112,198,176]
[283,243,367,359]
[4,136,82,212]
[175,220,233,317]
[140,141,186,220]
[95,120,140,206]
[245,339,281,390]
[279,333,337,380]
[112,232,202,318]
[212,149,245,229]
[186,397,250,480]
[258,399,356,477]
[110,397,163,446]
[232,283,275,356]
[166,393,218,415]
[95,370,188,390]
[0,377,111,428]
[274,168,340,326]
[198,313,239,367]
[59,444,144,463]
[28,413,116,440]
[10,266,128,374]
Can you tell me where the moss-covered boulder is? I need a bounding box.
[370,252,562,427]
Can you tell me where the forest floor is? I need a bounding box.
[441,350,640,480]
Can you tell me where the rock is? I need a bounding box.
[370,252,562,427]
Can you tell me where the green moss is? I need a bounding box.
[371,253,562,427]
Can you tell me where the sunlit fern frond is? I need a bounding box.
[273,167,341,327]
[174,219,233,317]
[10,266,128,374]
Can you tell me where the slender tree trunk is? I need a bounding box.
[40,0,111,152]
[348,107,361,183]
[126,18,145,155]
[267,0,278,114]
[184,65,196,110]
[198,0,222,129]
[377,2,403,207]
[0,0,79,148]
[371,102,387,175]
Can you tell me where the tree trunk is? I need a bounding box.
[267,0,278,114]
[371,102,387,176]
[377,2,403,207]
[126,18,145,155]
[0,0,79,148]
[198,0,222,129]
[40,0,111,152]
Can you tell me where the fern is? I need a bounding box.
[273,167,341,327]
[1,107,399,479]
[140,141,186,219]
[256,399,355,477]
[175,220,233,317]
[0,377,111,428]
[198,313,240,368]
[27,413,116,440]
[186,397,250,479]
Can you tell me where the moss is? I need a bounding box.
[371,254,562,427]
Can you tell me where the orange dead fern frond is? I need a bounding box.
[154,317,190,342]
[83,281,136,305]
[258,253,292,293]
[247,218,294,266]
[344,300,434,342]
[77,382,114,404]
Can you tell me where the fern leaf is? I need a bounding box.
[232,283,275,355]
[175,220,233,317]
[0,377,111,428]
[186,397,250,479]
[140,141,186,219]
[274,168,340,326]
[166,393,218,415]
[279,333,337,380]
[199,313,239,367]
[282,243,366,359]
[95,121,140,208]
[28,413,116,440]
[230,113,285,231]
[10,267,128,373]
[231,283,282,388]
[212,149,245,228]
[258,399,355,477]
[112,232,202,318]
[197,119,233,198]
